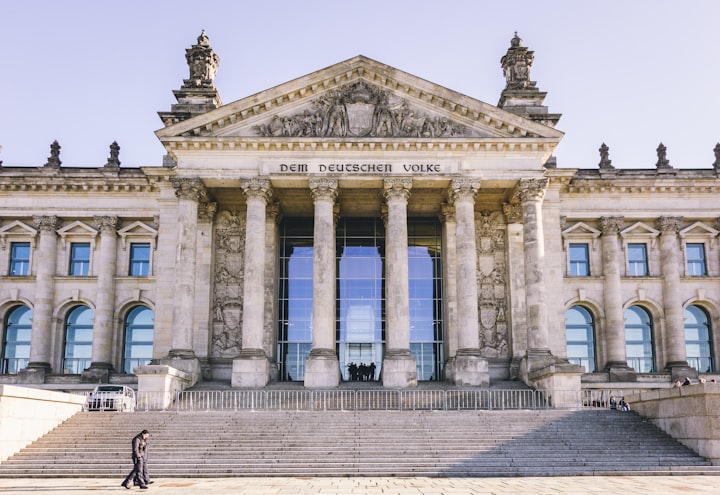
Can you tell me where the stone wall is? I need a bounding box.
[625,383,720,465]
[0,385,84,462]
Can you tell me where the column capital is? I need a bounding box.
[32,215,60,232]
[198,201,218,222]
[383,178,412,202]
[439,202,456,223]
[309,177,338,202]
[502,203,523,224]
[171,177,208,202]
[241,178,272,203]
[599,216,624,236]
[515,177,548,203]
[93,215,118,234]
[450,178,480,203]
[267,202,283,224]
[657,216,683,234]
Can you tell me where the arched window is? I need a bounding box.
[123,306,154,373]
[565,306,596,372]
[2,306,32,374]
[64,306,93,374]
[684,305,714,372]
[625,306,655,372]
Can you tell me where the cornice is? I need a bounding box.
[0,179,157,193]
[162,136,558,154]
[565,181,720,195]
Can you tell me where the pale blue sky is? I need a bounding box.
[1,0,718,169]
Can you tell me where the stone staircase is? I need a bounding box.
[0,408,718,477]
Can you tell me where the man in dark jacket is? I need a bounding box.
[121,430,149,489]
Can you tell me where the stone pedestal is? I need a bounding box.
[80,363,113,384]
[231,352,270,388]
[667,363,698,382]
[17,366,48,384]
[528,362,584,408]
[381,350,417,389]
[135,365,193,410]
[452,352,490,387]
[152,349,201,388]
[304,349,340,388]
[604,361,637,382]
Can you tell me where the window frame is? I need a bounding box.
[624,305,655,373]
[685,242,707,277]
[123,306,154,373]
[9,241,32,276]
[561,222,600,278]
[63,306,94,374]
[2,305,32,374]
[626,243,649,277]
[568,243,590,277]
[565,305,597,372]
[68,242,92,276]
[684,305,714,372]
[128,243,152,277]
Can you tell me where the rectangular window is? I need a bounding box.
[627,243,648,276]
[686,243,706,276]
[129,243,151,276]
[568,243,590,276]
[69,243,91,276]
[9,242,31,276]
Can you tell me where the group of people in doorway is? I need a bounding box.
[347,362,376,381]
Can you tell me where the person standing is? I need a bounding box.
[121,429,149,489]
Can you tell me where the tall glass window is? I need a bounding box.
[568,243,590,276]
[407,220,443,381]
[625,306,655,372]
[277,219,314,381]
[123,306,154,373]
[9,242,31,276]
[2,306,32,374]
[129,243,151,276]
[69,242,91,276]
[684,305,714,372]
[565,306,596,372]
[686,243,707,277]
[336,218,385,382]
[64,306,93,374]
[627,243,648,276]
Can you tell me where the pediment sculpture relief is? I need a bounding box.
[253,81,467,138]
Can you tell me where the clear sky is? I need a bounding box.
[1,0,718,169]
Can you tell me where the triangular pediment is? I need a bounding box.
[620,222,660,238]
[679,221,719,238]
[562,222,601,238]
[156,55,563,143]
[0,220,38,249]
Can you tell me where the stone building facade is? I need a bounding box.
[1,32,719,392]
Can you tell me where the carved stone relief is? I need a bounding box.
[211,210,246,358]
[253,81,468,138]
[475,211,509,358]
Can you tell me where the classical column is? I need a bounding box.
[657,216,694,379]
[168,178,206,360]
[20,215,60,382]
[264,202,282,381]
[232,178,272,388]
[503,203,528,378]
[517,178,554,373]
[82,215,118,382]
[599,216,635,381]
[304,178,340,388]
[382,178,417,388]
[439,204,458,381]
[450,178,489,386]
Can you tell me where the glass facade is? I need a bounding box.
[684,305,714,372]
[625,306,655,372]
[64,306,93,374]
[123,306,154,373]
[277,217,443,382]
[565,306,596,372]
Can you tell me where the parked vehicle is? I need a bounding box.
[84,385,136,412]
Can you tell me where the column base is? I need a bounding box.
[603,361,637,382]
[451,351,489,387]
[152,349,201,387]
[666,361,698,382]
[382,350,417,388]
[304,349,340,389]
[231,349,270,388]
[519,349,558,385]
[17,362,51,384]
[81,362,114,384]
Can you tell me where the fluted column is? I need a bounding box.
[449,178,489,386]
[232,178,272,388]
[517,178,554,373]
[83,215,118,382]
[599,216,635,381]
[304,178,340,388]
[657,216,692,379]
[22,215,60,381]
[382,178,417,388]
[169,177,206,357]
[503,203,528,378]
[439,204,459,380]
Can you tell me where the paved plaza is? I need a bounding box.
[0,476,719,495]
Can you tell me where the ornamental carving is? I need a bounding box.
[33,215,60,232]
[211,210,246,358]
[94,216,118,233]
[599,216,624,236]
[171,177,208,202]
[657,216,683,234]
[515,177,548,202]
[475,211,509,359]
[253,81,467,138]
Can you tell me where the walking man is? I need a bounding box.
[121,429,149,489]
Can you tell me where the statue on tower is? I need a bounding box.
[500,32,537,90]
[183,30,220,89]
